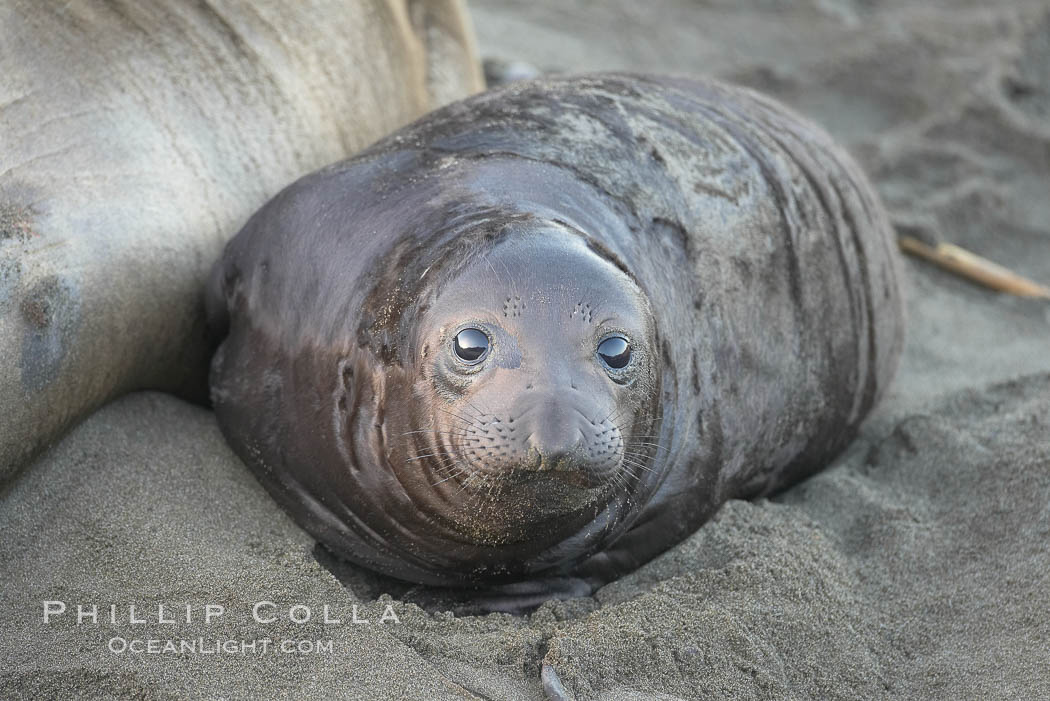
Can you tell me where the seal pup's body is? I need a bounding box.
[208,73,904,608]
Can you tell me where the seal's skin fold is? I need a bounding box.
[208,74,904,595]
[0,0,483,480]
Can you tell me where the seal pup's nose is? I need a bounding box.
[524,406,583,471]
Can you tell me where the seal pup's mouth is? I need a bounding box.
[432,458,611,494]
[498,467,603,490]
[505,447,612,489]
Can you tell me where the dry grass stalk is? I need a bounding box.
[898,236,1050,300]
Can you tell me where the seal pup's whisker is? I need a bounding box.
[432,471,470,489]
[619,457,655,474]
[618,459,650,477]
[435,406,480,427]
[431,467,469,487]
[405,451,467,463]
[625,442,670,452]
[497,257,521,301]
[461,399,488,419]
[621,458,660,470]
[483,476,500,501]
[400,428,473,437]
[626,460,645,477]
[429,459,458,474]
[485,257,503,288]
[454,472,484,497]
[430,466,462,482]
[607,469,633,493]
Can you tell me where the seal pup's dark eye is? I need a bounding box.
[597,336,631,369]
[453,327,490,364]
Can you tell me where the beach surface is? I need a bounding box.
[3,0,1050,698]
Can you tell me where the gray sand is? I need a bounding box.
[3,0,1050,699]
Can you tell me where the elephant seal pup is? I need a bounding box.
[207,73,904,609]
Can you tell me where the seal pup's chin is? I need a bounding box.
[443,461,612,505]
[505,452,616,489]
[497,467,607,491]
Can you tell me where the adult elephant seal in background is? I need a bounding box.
[0,0,482,480]
[208,73,905,609]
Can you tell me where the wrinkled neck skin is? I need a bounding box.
[339,223,669,585]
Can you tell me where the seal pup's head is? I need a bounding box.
[379,221,662,549]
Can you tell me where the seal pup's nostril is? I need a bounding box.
[525,420,583,471]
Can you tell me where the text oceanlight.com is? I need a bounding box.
[107,637,335,655]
